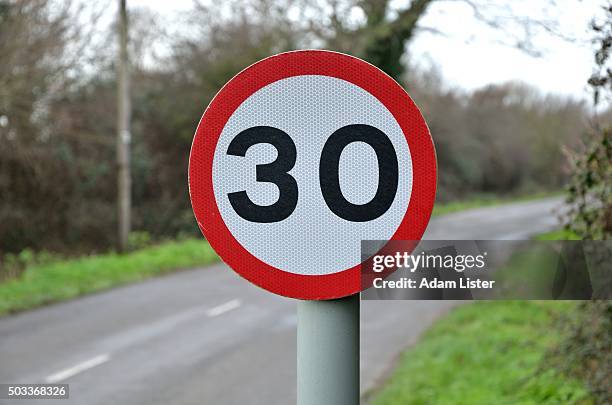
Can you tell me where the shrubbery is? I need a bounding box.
[0,1,591,256]
[555,6,612,403]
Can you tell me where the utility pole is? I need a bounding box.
[117,0,131,252]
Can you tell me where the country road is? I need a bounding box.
[0,197,563,405]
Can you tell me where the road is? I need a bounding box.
[0,197,563,405]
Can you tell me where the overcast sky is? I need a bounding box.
[127,0,603,102]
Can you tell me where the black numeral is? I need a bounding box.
[320,124,398,222]
[227,126,298,223]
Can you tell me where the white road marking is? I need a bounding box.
[42,300,240,383]
[45,354,110,383]
[206,299,241,317]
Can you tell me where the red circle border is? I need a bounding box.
[188,50,437,300]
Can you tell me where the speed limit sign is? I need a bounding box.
[189,50,436,300]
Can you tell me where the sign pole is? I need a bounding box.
[297,294,360,405]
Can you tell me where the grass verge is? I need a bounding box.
[432,191,561,217]
[0,239,218,316]
[369,301,592,405]
[535,229,581,240]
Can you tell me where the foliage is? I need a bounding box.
[408,76,586,201]
[0,0,594,257]
[549,301,612,404]
[0,249,60,283]
[554,8,612,405]
[360,0,433,79]
[369,301,592,405]
[0,238,218,316]
[564,3,612,240]
[564,127,612,239]
[589,4,612,106]
[0,0,114,254]
[127,231,152,250]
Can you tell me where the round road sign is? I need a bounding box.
[189,50,436,300]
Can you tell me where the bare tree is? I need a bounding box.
[296,0,576,80]
[0,0,106,255]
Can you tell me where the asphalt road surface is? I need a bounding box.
[0,197,563,405]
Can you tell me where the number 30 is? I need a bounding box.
[227,124,399,223]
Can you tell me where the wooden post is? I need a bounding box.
[116,0,131,252]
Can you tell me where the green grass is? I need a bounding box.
[535,229,581,240]
[369,301,592,405]
[432,191,561,217]
[0,239,218,316]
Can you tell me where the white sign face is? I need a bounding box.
[189,50,436,299]
[212,75,412,275]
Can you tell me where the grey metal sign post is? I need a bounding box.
[298,295,360,405]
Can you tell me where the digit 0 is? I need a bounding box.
[320,124,398,222]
